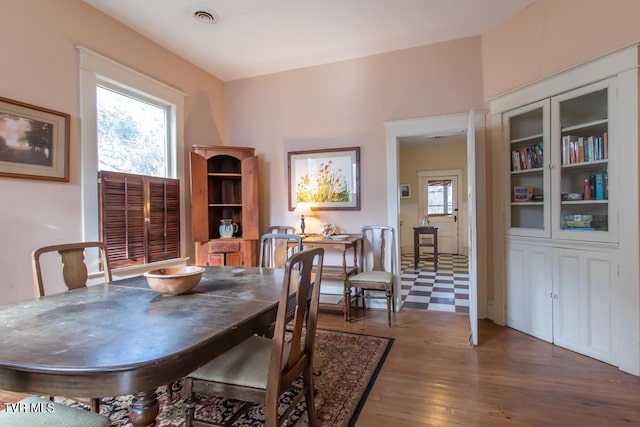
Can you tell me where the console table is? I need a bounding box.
[299,234,362,320]
[413,226,438,270]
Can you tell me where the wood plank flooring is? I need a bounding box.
[2,308,640,426]
[320,308,640,426]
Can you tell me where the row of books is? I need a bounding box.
[511,142,543,172]
[562,214,607,230]
[582,172,608,200]
[561,133,608,165]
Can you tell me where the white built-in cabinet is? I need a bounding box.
[506,79,614,241]
[492,45,640,374]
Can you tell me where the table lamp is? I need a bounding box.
[293,202,313,236]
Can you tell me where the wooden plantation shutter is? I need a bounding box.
[147,177,180,263]
[98,171,180,268]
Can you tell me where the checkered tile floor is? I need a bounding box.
[400,252,470,313]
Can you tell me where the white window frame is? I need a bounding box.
[78,46,188,274]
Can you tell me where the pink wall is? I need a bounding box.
[482,0,640,99]
[3,0,639,307]
[0,0,225,304]
[224,37,485,234]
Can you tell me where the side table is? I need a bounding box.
[413,226,438,270]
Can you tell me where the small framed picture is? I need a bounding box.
[400,183,411,199]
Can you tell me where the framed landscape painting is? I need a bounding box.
[0,96,70,182]
[288,146,360,211]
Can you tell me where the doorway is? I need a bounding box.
[385,112,487,343]
[418,169,463,255]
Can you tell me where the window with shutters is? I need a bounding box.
[79,47,185,271]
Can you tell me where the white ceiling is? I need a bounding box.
[82,0,534,82]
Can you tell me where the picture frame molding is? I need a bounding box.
[288,146,360,211]
[0,96,70,182]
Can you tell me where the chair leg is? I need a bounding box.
[345,285,351,322]
[385,289,392,326]
[90,397,100,413]
[303,363,318,426]
[183,378,195,427]
[392,287,396,312]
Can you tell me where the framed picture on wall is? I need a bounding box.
[0,96,70,182]
[288,146,360,211]
[400,183,411,198]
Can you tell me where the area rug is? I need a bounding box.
[59,329,393,426]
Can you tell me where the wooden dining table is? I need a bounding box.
[0,266,290,426]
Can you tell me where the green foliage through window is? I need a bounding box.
[97,86,168,177]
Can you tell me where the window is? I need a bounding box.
[427,180,453,215]
[79,47,186,270]
[97,85,169,177]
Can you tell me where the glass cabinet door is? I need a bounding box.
[551,79,615,243]
[505,100,551,238]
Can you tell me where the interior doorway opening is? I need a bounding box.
[385,111,486,345]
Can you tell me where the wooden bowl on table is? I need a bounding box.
[144,266,205,296]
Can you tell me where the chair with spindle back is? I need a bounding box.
[184,247,325,427]
[259,232,303,268]
[346,225,396,326]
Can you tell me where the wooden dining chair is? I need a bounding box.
[31,241,112,413]
[259,232,303,268]
[266,225,296,235]
[0,396,110,427]
[346,225,396,326]
[184,247,325,427]
[32,241,112,298]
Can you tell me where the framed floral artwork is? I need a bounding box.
[0,96,70,182]
[288,146,360,211]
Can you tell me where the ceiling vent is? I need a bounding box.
[192,7,219,25]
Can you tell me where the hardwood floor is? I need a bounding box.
[320,308,640,426]
[2,308,640,426]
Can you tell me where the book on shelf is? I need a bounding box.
[595,173,604,200]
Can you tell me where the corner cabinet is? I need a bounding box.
[190,146,259,267]
[491,45,640,375]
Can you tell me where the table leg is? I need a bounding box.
[342,249,349,321]
[413,229,419,268]
[433,231,438,271]
[129,390,159,427]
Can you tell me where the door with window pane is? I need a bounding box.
[419,172,460,254]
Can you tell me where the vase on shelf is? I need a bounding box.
[219,219,238,238]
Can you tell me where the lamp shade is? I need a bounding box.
[293,202,313,216]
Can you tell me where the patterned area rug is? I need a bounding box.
[59,329,393,426]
